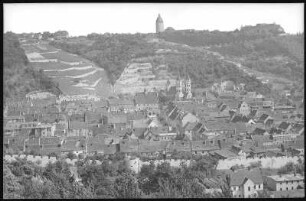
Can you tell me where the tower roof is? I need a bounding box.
[156,14,163,23]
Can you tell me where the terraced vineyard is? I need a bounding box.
[22,41,114,98]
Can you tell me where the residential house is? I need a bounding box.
[143,126,177,141]
[278,122,292,133]
[134,92,159,113]
[251,135,275,149]
[252,128,269,136]
[85,111,102,126]
[68,121,91,137]
[213,149,239,160]
[166,140,192,156]
[107,114,129,130]
[266,174,304,192]
[290,123,304,135]
[108,98,135,113]
[40,137,62,155]
[228,168,264,198]
[119,140,139,156]
[87,136,118,156]
[191,140,219,155]
[61,137,86,155]
[138,140,168,158]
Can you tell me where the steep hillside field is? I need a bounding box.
[22,41,114,98]
[50,32,271,95]
[3,32,61,104]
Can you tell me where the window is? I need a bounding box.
[254,185,256,189]
[248,186,251,191]
[280,188,282,191]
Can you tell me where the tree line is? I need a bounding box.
[3,153,233,199]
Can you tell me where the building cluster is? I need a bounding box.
[3,75,304,197]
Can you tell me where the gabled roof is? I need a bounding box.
[248,110,257,118]
[278,122,291,130]
[184,122,198,131]
[290,123,304,133]
[214,149,238,159]
[120,140,139,153]
[134,92,159,105]
[132,119,149,129]
[229,168,263,186]
[192,122,204,132]
[108,114,128,124]
[191,140,219,151]
[252,127,267,135]
[40,137,61,145]
[169,107,180,120]
[69,121,88,130]
[138,140,168,153]
[259,114,269,122]
[108,98,134,106]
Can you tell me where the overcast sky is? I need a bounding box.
[4,3,304,36]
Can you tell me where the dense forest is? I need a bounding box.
[3,32,61,104]
[3,153,233,199]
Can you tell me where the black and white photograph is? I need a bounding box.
[3,3,304,199]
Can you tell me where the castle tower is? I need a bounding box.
[156,14,164,33]
[186,75,192,99]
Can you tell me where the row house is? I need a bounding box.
[20,122,56,138]
[4,116,25,124]
[107,114,130,130]
[266,174,304,192]
[191,140,220,155]
[138,140,168,158]
[134,92,160,113]
[108,98,135,113]
[87,136,118,156]
[68,121,91,137]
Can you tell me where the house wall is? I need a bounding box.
[276,180,304,191]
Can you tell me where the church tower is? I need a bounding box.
[176,76,184,100]
[156,14,164,33]
[186,75,192,99]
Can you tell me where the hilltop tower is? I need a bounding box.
[156,14,164,33]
